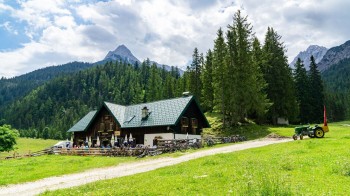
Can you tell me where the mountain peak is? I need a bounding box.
[100,44,184,75]
[306,45,327,51]
[104,44,140,64]
[290,45,328,70]
[115,44,130,54]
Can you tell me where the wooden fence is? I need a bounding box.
[2,138,203,159]
[4,148,52,159]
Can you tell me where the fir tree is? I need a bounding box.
[293,58,310,123]
[308,55,324,123]
[188,48,202,101]
[251,37,270,122]
[212,28,228,123]
[226,10,269,124]
[201,49,214,112]
[262,27,298,124]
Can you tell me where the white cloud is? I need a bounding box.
[0,21,18,34]
[1,0,350,77]
[241,0,350,62]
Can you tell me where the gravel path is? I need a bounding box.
[0,138,292,196]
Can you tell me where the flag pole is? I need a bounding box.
[323,105,329,132]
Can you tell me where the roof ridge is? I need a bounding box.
[124,95,194,107]
[104,101,126,107]
[104,96,193,108]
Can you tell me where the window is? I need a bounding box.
[181,117,189,127]
[104,115,110,120]
[99,122,105,132]
[191,118,198,128]
[109,123,114,131]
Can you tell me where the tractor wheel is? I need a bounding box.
[300,135,303,140]
[314,128,325,138]
[292,135,298,140]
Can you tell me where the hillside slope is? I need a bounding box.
[0,62,93,109]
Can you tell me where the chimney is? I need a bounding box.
[141,106,149,120]
[182,92,190,97]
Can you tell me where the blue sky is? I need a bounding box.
[1,0,350,77]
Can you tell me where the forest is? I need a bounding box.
[0,62,93,109]
[0,10,348,140]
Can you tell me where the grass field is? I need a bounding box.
[0,155,134,186]
[0,138,59,158]
[0,138,136,185]
[43,121,350,195]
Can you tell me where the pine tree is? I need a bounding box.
[225,10,269,124]
[293,58,310,123]
[308,55,324,123]
[251,37,270,122]
[212,28,228,121]
[201,49,214,112]
[188,48,202,101]
[262,27,298,124]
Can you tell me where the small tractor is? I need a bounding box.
[292,106,329,140]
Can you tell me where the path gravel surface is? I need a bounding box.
[0,138,292,196]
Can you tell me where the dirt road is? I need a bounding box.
[0,138,291,196]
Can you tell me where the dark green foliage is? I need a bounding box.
[1,61,182,140]
[146,63,162,102]
[308,56,325,123]
[187,48,202,102]
[293,58,311,123]
[251,37,271,122]
[0,124,19,152]
[262,27,298,124]
[212,28,228,118]
[201,50,214,112]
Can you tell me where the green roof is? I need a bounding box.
[67,111,97,132]
[120,96,193,128]
[67,95,209,132]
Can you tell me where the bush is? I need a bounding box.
[0,124,19,152]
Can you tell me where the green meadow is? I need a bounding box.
[0,138,59,159]
[1,121,350,195]
[43,121,350,195]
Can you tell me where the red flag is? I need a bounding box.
[324,105,327,126]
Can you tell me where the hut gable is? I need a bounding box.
[104,102,126,127]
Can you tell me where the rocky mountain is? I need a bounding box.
[317,40,350,72]
[103,44,140,65]
[101,45,184,74]
[289,45,328,70]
